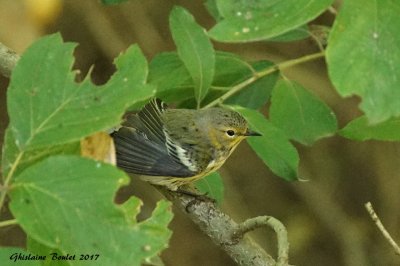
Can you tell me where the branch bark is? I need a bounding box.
[0,42,19,78]
[234,216,289,266]
[159,187,290,266]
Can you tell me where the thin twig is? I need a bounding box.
[0,42,20,78]
[203,51,325,109]
[235,216,289,266]
[203,75,261,108]
[365,202,400,256]
[307,25,330,52]
[0,152,24,213]
[0,219,18,228]
[328,6,338,16]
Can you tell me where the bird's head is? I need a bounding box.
[201,108,261,151]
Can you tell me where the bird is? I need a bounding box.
[112,98,261,191]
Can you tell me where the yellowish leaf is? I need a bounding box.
[81,132,116,165]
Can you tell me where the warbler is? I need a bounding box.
[112,99,261,191]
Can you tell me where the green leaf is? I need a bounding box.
[268,25,310,42]
[209,0,333,42]
[149,51,277,109]
[0,247,42,266]
[167,51,255,108]
[7,33,150,151]
[269,79,337,145]
[225,60,278,109]
[1,128,80,178]
[9,156,173,266]
[326,0,400,123]
[27,237,69,266]
[148,52,194,103]
[169,7,215,105]
[230,106,299,181]
[340,116,400,141]
[205,0,223,22]
[206,0,311,43]
[101,0,129,5]
[202,52,278,109]
[126,84,157,111]
[195,172,224,204]
[212,51,253,87]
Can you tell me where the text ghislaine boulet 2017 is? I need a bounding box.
[10,252,100,262]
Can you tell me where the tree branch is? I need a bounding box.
[0,42,19,78]
[234,216,289,266]
[159,187,290,266]
[365,202,400,256]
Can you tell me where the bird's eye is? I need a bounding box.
[226,130,235,137]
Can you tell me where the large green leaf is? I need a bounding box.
[209,0,333,42]
[230,106,299,181]
[326,0,400,123]
[27,237,68,266]
[1,128,80,178]
[148,52,194,103]
[169,7,215,105]
[205,0,310,42]
[9,156,173,266]
[340,116,400,141]
[7,33,151,151]
[269,79,337,145]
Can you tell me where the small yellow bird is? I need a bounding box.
[112,99,261,191]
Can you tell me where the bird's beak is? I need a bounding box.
[244,129,262,137]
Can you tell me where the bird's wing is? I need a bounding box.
[112,99,196,177]
[130,98,165,145]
